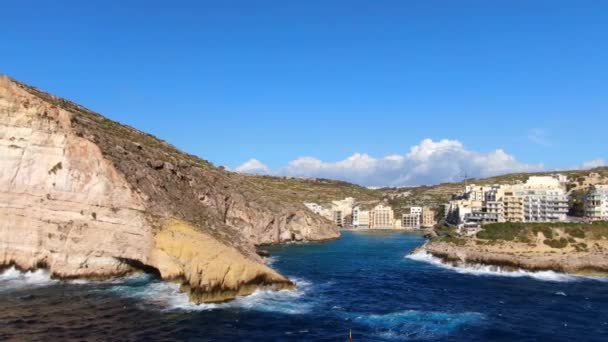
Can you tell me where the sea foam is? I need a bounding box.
[406,250,608,282]
[343,309,484,340]
[0,266,57,292]
[107,275,314,314]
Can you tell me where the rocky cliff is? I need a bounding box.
[418,224,608,275]
[0,74,338,302]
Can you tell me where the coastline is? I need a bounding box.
[416,239,608,276]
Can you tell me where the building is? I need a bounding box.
[585,185,608,221]
[352,206,370,228]
[448,176,568,225]
[304,202,324,215]
[402,212,420,229]
[421,207,437,228]
[463,211,503,225]
[485,201,505,221]
[332,210,344,227]
[519,177,568,222]
[331,197,355,227]
[370,204,394,229]
[503,190,524,222]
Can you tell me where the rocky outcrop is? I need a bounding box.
[419,240,608,275]
[0,74,336,302]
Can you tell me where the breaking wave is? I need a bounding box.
[343,310,484,340]
[264,256,278,266]
[106,275,314,314]
[0,266,57,292]
[406,251,608,282]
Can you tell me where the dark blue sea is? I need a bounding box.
[1,231,608,341]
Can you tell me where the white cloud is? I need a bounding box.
[579,159,606,170]
[236,139,545,186]
[235,158,270,174]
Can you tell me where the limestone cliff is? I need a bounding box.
[0,74,335,302]
[418,225,608,275]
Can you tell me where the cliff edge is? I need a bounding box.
[0,75,337,302]
[417,223,608,275]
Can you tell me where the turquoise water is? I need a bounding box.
[1,230,608,341]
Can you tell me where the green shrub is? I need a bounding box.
[517,236,532,243]
[477,222,526,241]
[440,235,466,246]
[574,243,589,252]
[565,227,585,239]
[532,226,553,239]
[543,238,568,249]
[586,224,608,240]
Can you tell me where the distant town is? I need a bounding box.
[304,173,608,233]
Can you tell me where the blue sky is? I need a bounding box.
[2,1,606,185]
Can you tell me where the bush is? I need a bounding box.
[532,226,553,239]
[566,227,585,239]
[477,222,526,241]
[574,243,589,252]
[543,238,569,249]
[517,236,532,243]
[586,224,608,240]
[440,235,466,246]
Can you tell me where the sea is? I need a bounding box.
[1,230,607,341]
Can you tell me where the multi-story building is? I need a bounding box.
[519,177,568,222]
[332,210,344,227]
[503,190,524,222]
[402,212,421,229]
[370,204,394,229]
[449,176,568,225]
[421,207,437,228]
[585,185,608,221]
[485,201,505,221]
[352,206,370,228]
[465,185,488,201]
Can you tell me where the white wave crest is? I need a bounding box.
[344,309,484,340]
[0,266,57,291]
[264,256,278,266]
[406,250,608,282]
[108,276,313,314]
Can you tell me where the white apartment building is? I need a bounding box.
[450,176,568,224]
[304,202,324,215]
[585,185,608,221]
[352,206,370,228]
[518,177,568,222]
[370,204,394,229]
[410,207,422,215]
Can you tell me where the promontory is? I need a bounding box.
[0,75,369,303]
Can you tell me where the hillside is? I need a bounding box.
[0,75,378,303]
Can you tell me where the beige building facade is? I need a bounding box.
[370,204,394,229]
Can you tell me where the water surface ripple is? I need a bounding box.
[1,231,607,341]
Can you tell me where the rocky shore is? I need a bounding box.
[0,75,338,303]
[417,227,608,276]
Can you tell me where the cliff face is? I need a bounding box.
[0,75,336,302]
